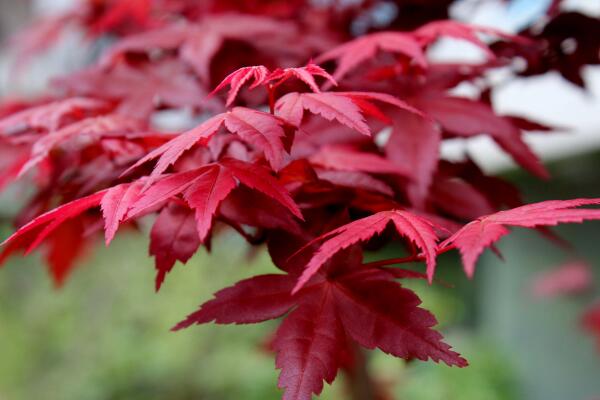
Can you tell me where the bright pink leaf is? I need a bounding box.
[210,65,270,107]
[101,181,145,245]
[267,63,337,93]
[224,107,291,171]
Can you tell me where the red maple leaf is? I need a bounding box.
[275,91,420,136]
[173,251,466,400]
[128,107,294,179]
[441,199,600,277]
[292,210,440,291]
[150,202,201,291]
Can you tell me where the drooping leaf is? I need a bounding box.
[182,164,237,242]
[223,107,292,171]
[0,191,104,285]
[128,167,213,217]
[219,158,303,220]
[333,277,466,366]
[150,202,201,291]
[101,181,144,245]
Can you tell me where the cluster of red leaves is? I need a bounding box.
[2,1,600,399]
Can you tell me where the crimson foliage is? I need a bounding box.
[2,1,600,398]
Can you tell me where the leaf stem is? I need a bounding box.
[268,84,275,114]
[362,244,456,269]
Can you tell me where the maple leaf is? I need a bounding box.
[127,168,216,218]
[182,164,237,242]
[0,191,105,285]
[293,210,440,292]
[1,191,104,256]
[267,63,338,93]
[126,114,226,181]
[276,92,370,135]
[441,199,600,277]
[275,91,420,137]
[174,259,466,400]
[211,63,338,107]
[150,202,201,291]
[222,107,293,171]
[128,107,293,180]
[128,160,301,240]
[101,181,145,245]
[218,159,303,220]
[210,65,270,106]
[315,32,427,82]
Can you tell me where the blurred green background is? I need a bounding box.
[0,152,599,400]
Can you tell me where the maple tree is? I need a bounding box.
[1,1,600,399]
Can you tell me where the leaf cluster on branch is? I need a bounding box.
[1,1,600,398]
